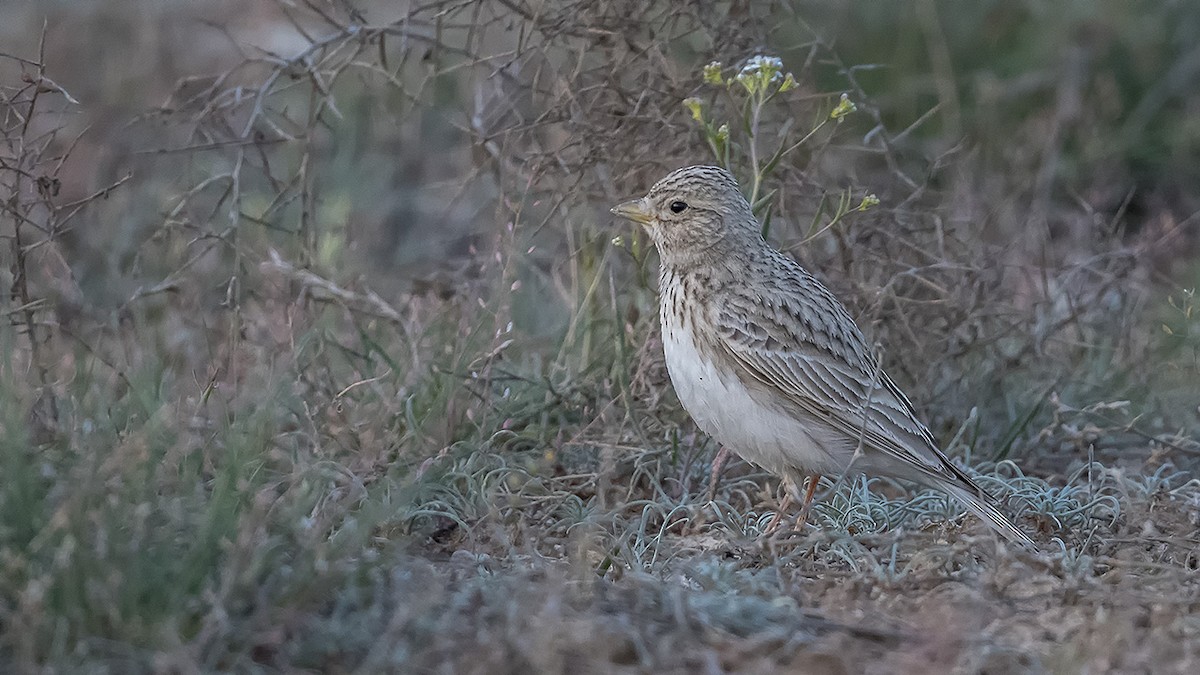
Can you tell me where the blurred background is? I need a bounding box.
[2,0,1199,670]
[5,0,1196,449]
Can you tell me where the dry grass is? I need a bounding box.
[1,0,1199,672]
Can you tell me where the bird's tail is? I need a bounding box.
[941,480,1037,551]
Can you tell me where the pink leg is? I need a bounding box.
[705,446,731,502]
[762,491,794,536]
[796,474,822,527]
[765,475,821,537]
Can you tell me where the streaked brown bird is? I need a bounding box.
[611,165,1035,549]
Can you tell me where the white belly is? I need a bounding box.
[661,317,841,477]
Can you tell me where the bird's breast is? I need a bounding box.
[659,295,839,476]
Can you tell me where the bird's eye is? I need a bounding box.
[669,201,688,213]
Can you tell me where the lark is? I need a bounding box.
[611,165,1035,548]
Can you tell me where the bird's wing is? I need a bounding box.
[712,284,959,483]
[711,269,1036,549]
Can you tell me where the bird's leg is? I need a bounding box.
[762,474,802,536]
[762,491,794,536]
[765,474,820,538]
[795,474,822,527]
[705,446,731,502]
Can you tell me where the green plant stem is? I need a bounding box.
[749,91,763,208]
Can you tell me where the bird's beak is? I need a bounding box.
[610,198,653,226]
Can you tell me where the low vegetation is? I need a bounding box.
[1,0,1198,671]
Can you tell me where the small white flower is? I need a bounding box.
[739,55,784,82]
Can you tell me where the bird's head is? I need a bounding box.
[610,165,757,266]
